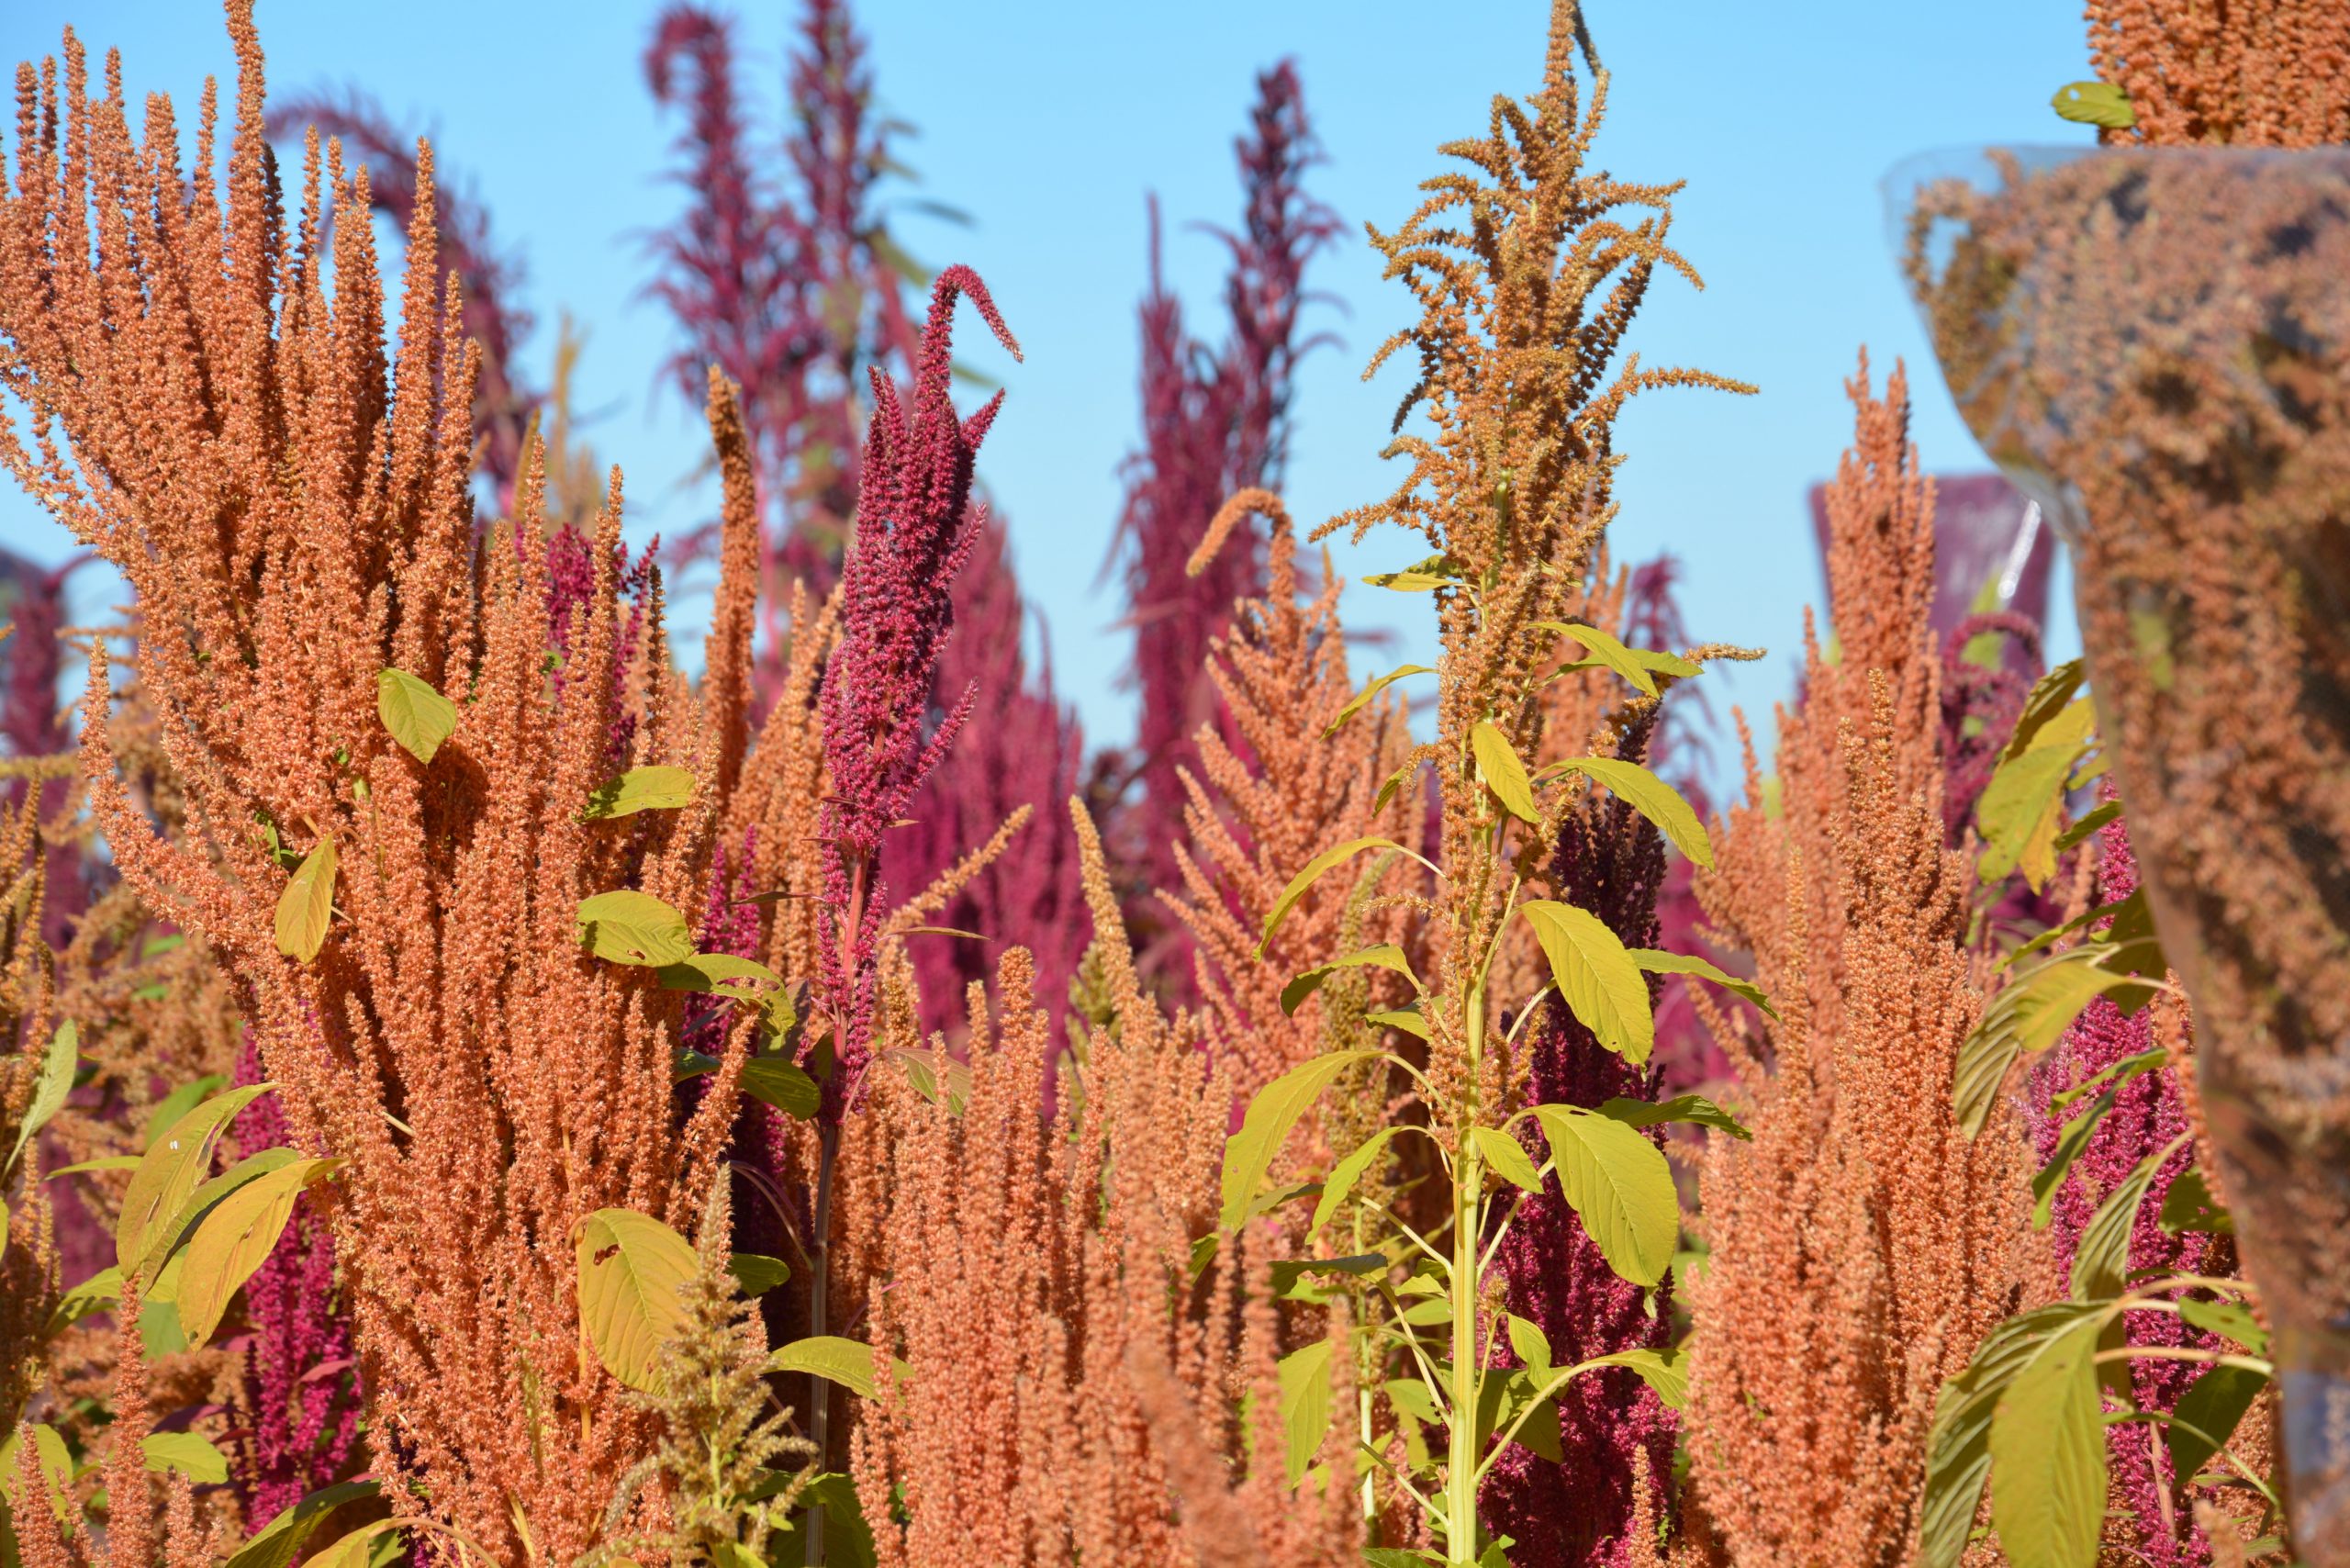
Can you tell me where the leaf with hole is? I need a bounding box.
[1521,901,1653,1064]
[274,834,338,962]
[375,667,458,764]
[576,1208,698,1392]
[2051,81,2136,129]
[576,890,694,967]
[2157,1167,2232,1236]
[117,1084,274,1274]
[1222,1052,1380,1231]
[583,765,696,820]
[1528,1105,1678,1286]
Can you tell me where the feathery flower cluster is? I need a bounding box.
[1684,362,2040,1563]
[2085,0,2350,146]
[814,264,1019,1105]
[1110,61,1337,934]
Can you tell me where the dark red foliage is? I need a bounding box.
[1106,61,1337,935]
[891,513,1089,1040]
[265,90,535,501]
[816,267,1018,1111]
[642,0,920,599]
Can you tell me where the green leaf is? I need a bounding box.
[741,1058,821,1121]
[2031,1092,2116,1229]
[2165,1362,2265,1484]
[176,1157,344,1348]
[1521,901,1654,1064]
[1311,1127,1401,1237]
[1626,949,1773,1019]
[117,1084,274,1274]
[1976,745,2077,890]
[1553,759,1713,869]
[1572,1345,1689,1410]
[881,1047,970,1114]
[140,1146,303,1287]
[274,834,338,963]
[2049,1044,2166,1111]
[576,1207,698,1392]
[1221,1052,1381,1231]
[375,668,458,764]
[1987,1311,2108,1568]
[1259,839,1434,958]
[1528,1105,1678,1286]
[143,1075,229,1150]
[297,1520,405,1568]
[224,1482,384,1568]
[6,1021,76,1177]
[1367,1006,1429,1040]
[1506,1315,1552,1373]
[1956,947,2143,1137]
[797,1473,878,1568]
[576,890,695,968]
[1596,1094,1751,1142]
[2051,81,2137,129]
[2157,1167,2232,1236]
[2053,801,2122,854]
[2072,1137,2184,1301]
[1373,758,1424,816]
[583,765,696,820]
[2000,660,2086,763]
[1471,722,1542,824]
[1270,1253,1386,1301]
[1919,1303,2106,1568]
[726,1253,790,1296]
[47,1154,143,1179]
[1362,554,1460,592]
[1361,1551,1440,1568]
[1281,944,1419,1016]
[1326,665,1434,738]
[1533,622,1659,697]
[141,1431,229,1485]
[2176,1295,2266,1355]
[1277,1338,1336,1486]
[767,1336,900,1402]
[1472,1126,1544,1194]
[48,1265,122,1334]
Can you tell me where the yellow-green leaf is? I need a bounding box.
[1596,1093,1751,1142]
[375,667,458,764]
[1520,901,1654,1064]
[1999,660,2086,764]
[274,834,338,963]
[2071,1136,2184,1302]
[576,1207,698,1391]
[117,1084,274,1274]
[1528,1104,1678,1286]
[727,1253,790,1296]
[1281,944,1418,1016]
[1472,1125,1544,1194]
[584,765,697,820]
[1310,1127,1400,1237]
[1627,947,1770,1017]
[767,1335,901,1401]
[177,1157,344,1348]
[1277,1338,1336,1486]
[140,1145,303,1288]
[1325,665,1434,738]
[2050,80,2136,129]
[1221,1051,1380,1231]
[142,1430,230,1484]
[576,890,695,968]
[1987,1311,2107,1568]
[1366,1006,1429,1040]
[297,1520,406,1568]
[1257,838,1433,958]
[1471,722,1541,824]
[1956,946,2144,1137]
[1555,758,1712,868]
[1568,1345,1689,1410]
[7,1020,76,1176]
[224,1480,384,1568]
[0,1422,73,1523]
[1534,622,1659,697]
[740,1058,821,1121]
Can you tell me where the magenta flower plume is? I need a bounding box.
[815,265,1020,1110]
[2026,805,2232,1565]
[1483,713,1676,1566]
[229,1036,361,1529]
[1108,61,1336,945]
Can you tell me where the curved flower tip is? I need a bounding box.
[926,263,1024,364]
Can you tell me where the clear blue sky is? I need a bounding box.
[1,0,2095,784]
